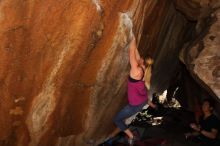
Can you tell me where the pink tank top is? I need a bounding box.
[127,77,148,105]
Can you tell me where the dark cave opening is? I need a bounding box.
[137,0,220,118]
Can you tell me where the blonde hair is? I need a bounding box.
[144,57,153,90]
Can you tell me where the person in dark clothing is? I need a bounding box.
[186,98,220,146]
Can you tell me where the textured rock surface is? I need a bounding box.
[0,0,152,145]
[180,1,220,99]
[0,0,219,146]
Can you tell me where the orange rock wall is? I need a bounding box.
[1,0,218,146]
[0,0,149,145]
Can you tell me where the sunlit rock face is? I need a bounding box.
[0,0,155,146]
[0,0,219,146]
